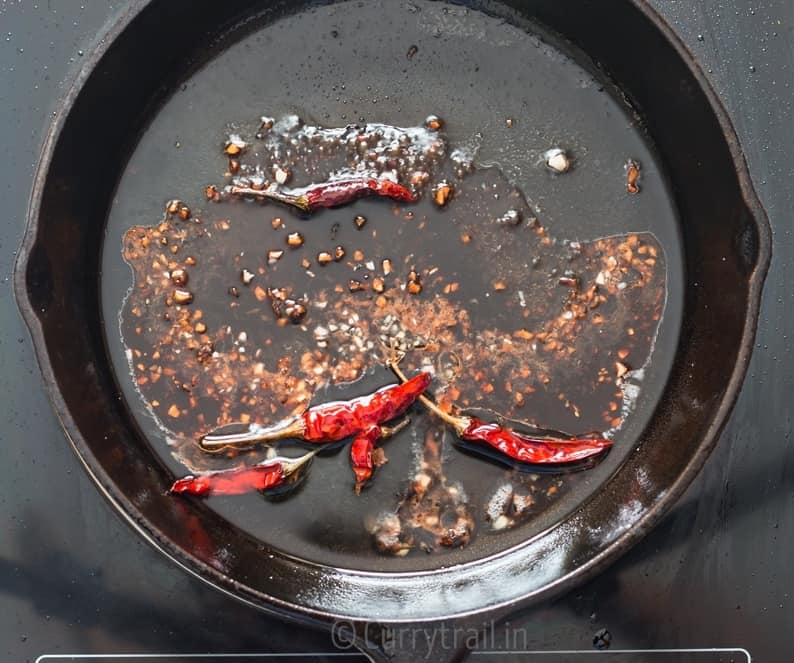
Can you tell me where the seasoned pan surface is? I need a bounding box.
[16,0,769,623]
[101,0,681,572]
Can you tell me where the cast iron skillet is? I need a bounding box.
[15,0,770,657]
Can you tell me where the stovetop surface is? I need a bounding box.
[1,2,792,661]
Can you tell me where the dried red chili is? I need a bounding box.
[350,427,382,493]
[198,371,431,453]
[350,418,410,493]
[388,359,611,466]
[457,418,611,464]
[229,177,415,213]
[169,450,317,496]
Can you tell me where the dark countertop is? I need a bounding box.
[1,2,791,661]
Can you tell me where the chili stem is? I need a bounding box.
[229,185,310,212]
[387,359,468,433]
[199,416,306,453]
[281,448,320,476]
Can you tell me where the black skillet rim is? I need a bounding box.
[13,0,772,625]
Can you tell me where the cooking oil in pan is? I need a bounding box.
[100,0,683,573]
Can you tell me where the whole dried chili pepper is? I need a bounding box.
[228,177,415,213]
[350,427,383,495]
[388,359,611,466]
[170,450,317,497]
[198,371,431,453]
[350,418,410,494]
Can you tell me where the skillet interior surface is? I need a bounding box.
[16,0,769,622]
[100,0,682,573]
